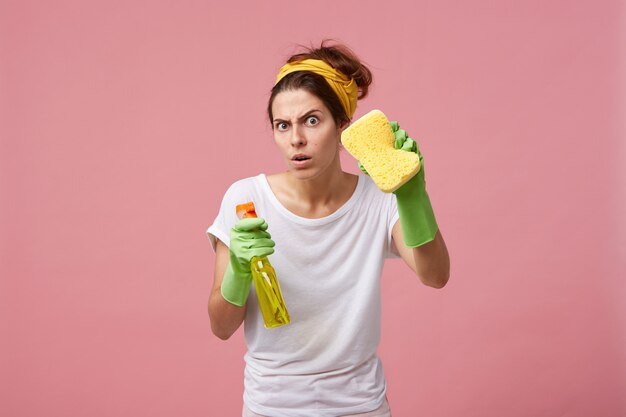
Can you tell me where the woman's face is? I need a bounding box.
[271,89,345,180]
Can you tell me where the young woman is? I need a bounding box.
[206,41,450,417]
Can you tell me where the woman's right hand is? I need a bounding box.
[221,218,275,306]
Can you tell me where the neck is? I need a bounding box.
[267,147,359,219]
[285,153,347,207]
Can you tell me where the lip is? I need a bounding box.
[290,154,312,168]
[291,153,311,161]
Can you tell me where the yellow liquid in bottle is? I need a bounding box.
[250,256,290,328]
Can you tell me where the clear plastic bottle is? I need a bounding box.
[236,202,290,328]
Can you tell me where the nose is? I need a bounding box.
[290,124,306,147]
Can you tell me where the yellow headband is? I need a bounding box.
[275,59,358,119]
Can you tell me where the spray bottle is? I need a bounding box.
[236,202,290,328]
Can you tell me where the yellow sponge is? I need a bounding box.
[341,109,421,193]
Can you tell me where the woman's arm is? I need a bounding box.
[392,222,450,288]
[208,240,247,340]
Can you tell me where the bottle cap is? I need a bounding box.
[236,202,257,219]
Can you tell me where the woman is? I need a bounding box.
[206,41,450,417]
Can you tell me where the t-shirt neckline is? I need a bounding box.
[257,173,364,226]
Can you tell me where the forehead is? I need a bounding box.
[271,89,329,120]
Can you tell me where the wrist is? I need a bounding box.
[395,171,438,247]
[220,262,252,307]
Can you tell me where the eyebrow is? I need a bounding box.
[273,109,323,124]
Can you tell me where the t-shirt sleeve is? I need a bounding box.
[206,181,245,251]
[386,193,401,259]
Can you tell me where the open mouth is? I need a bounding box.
[292,155,311,161]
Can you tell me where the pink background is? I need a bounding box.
[1,1,624,416]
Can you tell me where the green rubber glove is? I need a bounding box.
[358,121,438,247]
[221,217,276,306]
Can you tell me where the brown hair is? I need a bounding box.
[268,40,373,127]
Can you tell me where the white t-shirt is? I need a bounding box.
[207,173,400,417]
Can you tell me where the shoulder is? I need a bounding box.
[214,174,267,212]
[358,174,388,197]
[223,174,264,196]
[355,174,397,212]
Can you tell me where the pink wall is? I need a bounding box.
[1,1,624,416]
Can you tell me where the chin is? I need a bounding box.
[290,168,315,179]
[289,166,323,181]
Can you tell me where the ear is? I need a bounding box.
[336,120,349,150]
[338,119,350,132]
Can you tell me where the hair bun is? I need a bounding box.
[288,40,373,100]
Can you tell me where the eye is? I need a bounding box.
[305,116,319,126]
[275,121,289,131]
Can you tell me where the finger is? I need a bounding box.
[237,229,272,241]
[401,137,416,152]
[406,136,423,157]
[394,135,406,149]
[394,129,408,149]
[245,243,275,257]
[357,161,370,176]
[252,246,275,258]
[238,239,275,255]
[250,238,276,249]
[234,217,268,232]
[415,141,423,159]
[395,129,408,141]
